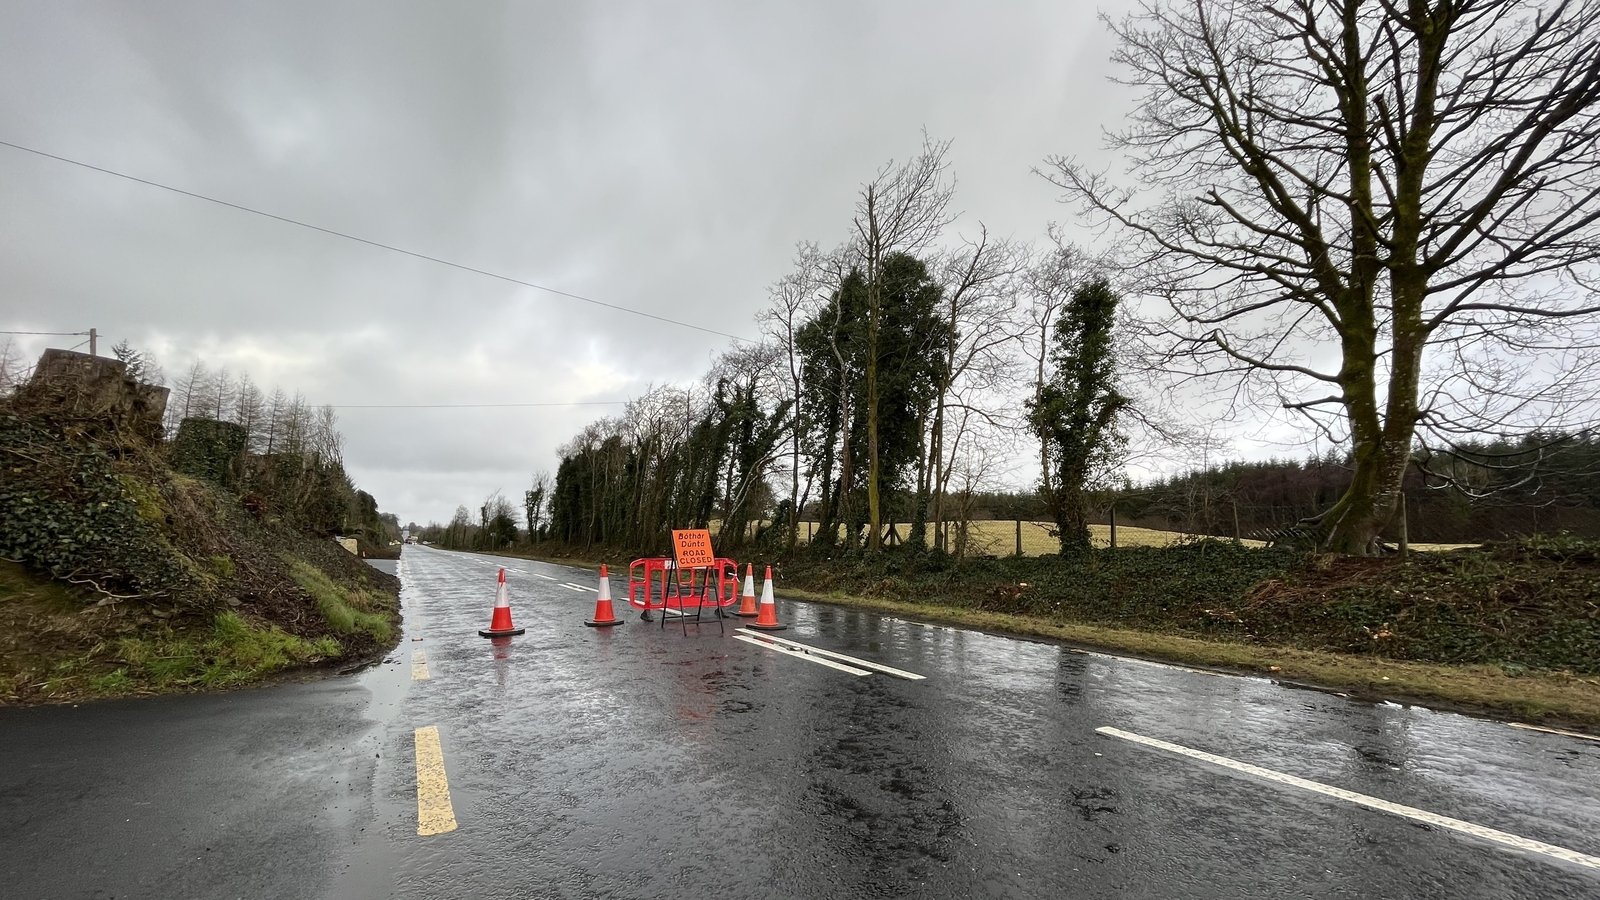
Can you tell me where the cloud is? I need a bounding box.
[0,0,1141,523]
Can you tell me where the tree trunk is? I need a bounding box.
[865,283,883,551]
[1054,479,1091,555]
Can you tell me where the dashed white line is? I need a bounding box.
[735,628,925,680]
[532,573,559,581]
[733,634,870,676]
[1096,726,1600,872]
[558,583,589,593]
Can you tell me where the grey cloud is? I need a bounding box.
[1,0,1135,524]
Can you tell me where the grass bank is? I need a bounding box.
[489,538,1600,730]
[0,561,354,702]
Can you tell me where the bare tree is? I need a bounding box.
[263,388,288,454]
[1022,230,1098,505]
[852,134,957,550]
[0,337,28,395]
[1047,0,1600,553]
[235,374,265,449]
[926,226,1025,550]
[760,242,831,548]
[166,360,209,434]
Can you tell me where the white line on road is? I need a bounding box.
[1096,726,1600,872]
[532,573,559,581]
[1067,647,1230,678]
[558,583,589,592]
[733,634,871,675]
[735,628,925,680]
[1510,723,1600,744]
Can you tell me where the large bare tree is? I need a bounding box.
[853,135,956,550]
[1048,0,1600,553]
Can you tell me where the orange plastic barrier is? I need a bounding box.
[626,557,739,612]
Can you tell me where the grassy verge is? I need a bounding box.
[287,560,396,645]
[1,561,343,703]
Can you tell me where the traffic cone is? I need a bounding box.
[747,565,788,631]
[478,567,526,637]
[735,563,758,617]
[584,564,625,628]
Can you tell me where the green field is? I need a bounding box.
[778,520,1476,555]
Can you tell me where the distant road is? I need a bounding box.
[2,545,1597,898]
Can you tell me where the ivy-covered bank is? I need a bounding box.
[0,353,399,705]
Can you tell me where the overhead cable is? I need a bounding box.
[0,139,752,343]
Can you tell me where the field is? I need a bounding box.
[780,520,1474,555]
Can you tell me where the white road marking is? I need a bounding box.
[1067,647,1229,678]
[558,583,589,592]
[1510,723,1600,744]
[532,573,559,581]
[733,634,870,676]
[1096,726,1600,872]
[735,628,925,680]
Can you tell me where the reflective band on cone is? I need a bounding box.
[747,564,788,631]
[736,563,758,617]
[479,567,526,637]
[584,564,625,628]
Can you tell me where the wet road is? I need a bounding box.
[3,545,1599,898]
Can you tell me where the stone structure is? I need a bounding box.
[17,349,170,444]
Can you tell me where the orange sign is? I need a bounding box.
[671,529,716,569]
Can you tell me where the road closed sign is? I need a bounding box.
[671,529,715,569]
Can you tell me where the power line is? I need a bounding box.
[0,139,752,343]
[0,329,90,336]
[330,401,627,409]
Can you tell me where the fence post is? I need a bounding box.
[1109,505,1117,549]
[1232,500,1241,542]
[1398,493,1410,559]
[1015,519,1023,557]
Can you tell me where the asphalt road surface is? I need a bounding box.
[3,545,1599,899]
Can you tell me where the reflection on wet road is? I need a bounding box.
[3,544,1598,899]
[342,546,1600,899]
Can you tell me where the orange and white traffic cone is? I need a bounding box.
[478,567,526,638]
[747,564,788,631]
[584,564,625,628]
[735,563,758,617]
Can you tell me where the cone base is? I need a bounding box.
[735,610,759,618]
[478,627,525,637]
[583,618,625,628]
[746,622,788,631]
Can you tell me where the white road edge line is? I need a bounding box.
[532,573,559,580]
[1096,726,1600,872]
[733,634,871,676]
[1067,647,1229,678]
[735,628,925,681]
[1510,722,1600,744]
[558,583,589,592]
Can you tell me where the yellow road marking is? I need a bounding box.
[413,726,457,836]
[411,649,431,681]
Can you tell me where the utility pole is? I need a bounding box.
[88,328,97,356]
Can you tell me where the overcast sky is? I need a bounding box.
[0,0,1171,525]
